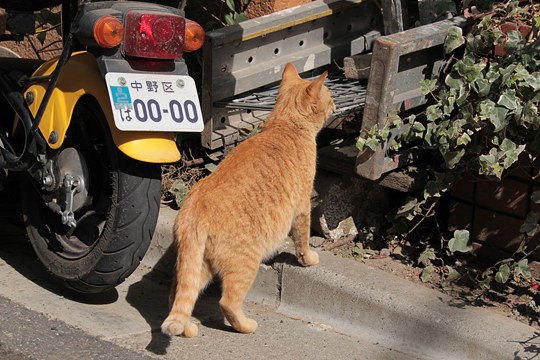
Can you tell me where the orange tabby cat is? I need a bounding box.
[161,63,335,337]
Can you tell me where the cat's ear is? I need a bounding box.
[282,63,301,82]
[306,71,328,98]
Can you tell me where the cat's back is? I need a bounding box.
[180,125,314,217]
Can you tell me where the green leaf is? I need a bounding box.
[365,137,380,151]
[169,179,189,207]
[513,259,531,280]
[386,112,402,126]
[500,139,525,169]
[225,0,236,12]
[444,26,465,54]
[396,197,420,220]
[234,12,249,23]
[495,264,510,284]
[419,247,436,266]
[526,72,540,91]
[497,90,519,110]
[352,246,364,257]
[448,230,472,253]
[445,73,463,89]
[531,191,540,204]
[420,79,438,95]
[421,266,435,283]
[426,105,444,122]
[520,212,540,237]
[224,13,235,25]
[505,30,524,53]
[443,266,461,285]
[442,148,465,169]
[489,106,509,131]
[455,57,485,82]
[479,99,496,120]
[412,122,426,133]
[472,78,491,97]
[456,132,471,146]
[479,277,492,290]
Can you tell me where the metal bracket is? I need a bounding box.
[201,0,384,150]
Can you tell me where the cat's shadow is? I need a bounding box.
[126,246,304,355]
[126,246,236,355]
[267,251,299,266]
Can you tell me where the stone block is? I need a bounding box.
[311,170,388,241]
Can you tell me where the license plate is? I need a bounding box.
[105,72,204,132]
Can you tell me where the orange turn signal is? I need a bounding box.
[94,16,124,48]
[184,19,205,52]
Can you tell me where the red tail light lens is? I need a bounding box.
[124,11,185,59]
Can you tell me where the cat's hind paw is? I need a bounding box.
[298,249,319,266]
[233,318,258,334]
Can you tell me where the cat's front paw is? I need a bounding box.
[161,318,184,336]
[162,318,199,337]
[298,250,319,266]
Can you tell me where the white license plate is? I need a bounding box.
[105,72,203,132]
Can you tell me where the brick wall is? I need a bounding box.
[448,162,540,271]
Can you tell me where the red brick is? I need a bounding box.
[526,233,540,261]
[451,176,475,202]
[447,200,473,232]
[473,208,524,253]
[507,153,534,181]
[474,178,529,218]
[472,241,513,262]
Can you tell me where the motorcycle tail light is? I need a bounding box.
[93,16,124,48]
[184,20,205,52]
[124,11,185,59]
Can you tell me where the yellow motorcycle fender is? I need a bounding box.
[24,51,181,163]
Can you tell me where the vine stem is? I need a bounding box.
[406,201,438,237]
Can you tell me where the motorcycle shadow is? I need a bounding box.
[0,214,120,305]
[126,245,233,356]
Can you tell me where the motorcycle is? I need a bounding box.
[0,0,205,293]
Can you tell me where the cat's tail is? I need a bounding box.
[161,218,207,338]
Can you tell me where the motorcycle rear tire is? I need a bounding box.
[22,99,161,293]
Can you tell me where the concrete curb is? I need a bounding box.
[144,207,539,360]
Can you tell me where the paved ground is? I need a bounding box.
[2,207,540,359]
[0,232,417,360]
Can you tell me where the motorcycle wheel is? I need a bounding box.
[22,98,161,293]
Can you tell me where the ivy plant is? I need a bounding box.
[356,0,540,290]
[223,0,250,25]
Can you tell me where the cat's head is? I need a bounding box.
[275,63,336,131]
